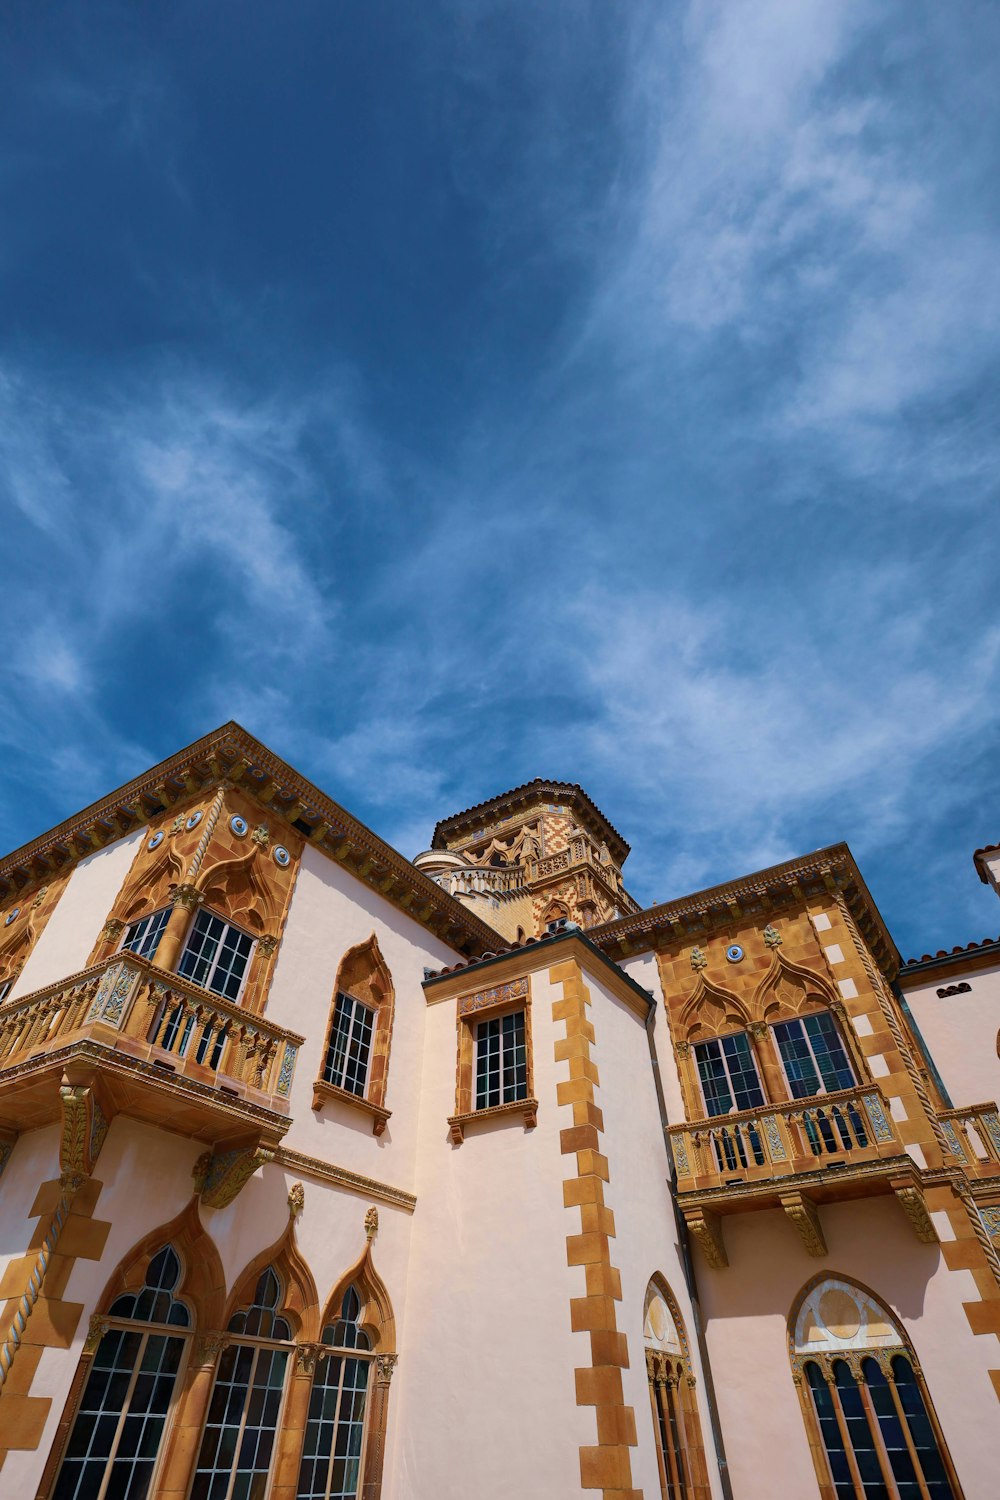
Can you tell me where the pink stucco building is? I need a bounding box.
[0,722,996,1499]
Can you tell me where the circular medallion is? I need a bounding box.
[147,831,164,851]
[186,810,203,830]
[273,845,291,868]
[725,944,745,964]
[230,815,248,838]
[5,907,20,926]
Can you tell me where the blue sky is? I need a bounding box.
[2,1,999,959]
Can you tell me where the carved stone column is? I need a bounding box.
[748,1021,786,1104]
[153,886,203,976]
[270,1343,324,1500]
[360,1352,398,1500]
[155,1331,228,1499]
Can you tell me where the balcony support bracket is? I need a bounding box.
[781,1191,827,1258]
[194,1140,276,1210]
[892,1179,939,1245]
[684,1208,728,1269]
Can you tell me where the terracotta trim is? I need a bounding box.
[550,956,641,1499]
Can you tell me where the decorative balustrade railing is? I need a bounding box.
[0,956,302,1102]
[938,1104,1000,1177]
[669,1085,904,1193]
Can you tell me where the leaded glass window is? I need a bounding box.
[51,1245,190,1500]
[190,1267,292,1500]
[323,994,375,1097]
[475,1009,527,1109]
[297,1286,373,1500]
[178,909,254,1002]
[120,908,171,961]
[693,1033,765,1116]
[772,1011,855,1098]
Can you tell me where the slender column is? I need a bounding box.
[748,1022,786,1104]
[360,1352,397,1500]
[647,1354,669,1500]
[155,1331,227,1498]
[673,1042,701,1121]
[271,1344,323,1500]
[856,1369,902,1499]
[153,887,202,975]
[826,1366,866,1500]
[884,1369,931,1500]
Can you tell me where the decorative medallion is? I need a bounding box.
[726,944,745,964]
[147,831,164,851]
[186,810,203,830]
[273,845,291,868]
[230,815,249,838]
[4,908,19,926]
[690,947,708,971]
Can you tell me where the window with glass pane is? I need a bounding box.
[323,994,375,1097]
[475,1009,527,1109]
[773,1012,855,1099]
[190,1267,292,1500]
[120,908,170,961]
[178,909,254,1002]
[297,1286,373,1500]
[52,1245,190,1500]
[694,1033,765,1116]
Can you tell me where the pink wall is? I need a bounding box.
[902,963,1000,1109]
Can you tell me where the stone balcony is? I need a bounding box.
[938,1103,1000,1181]
[668,1086,934,1267]
[0,955,303,1160]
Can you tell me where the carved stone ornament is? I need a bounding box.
[748,1021,769,1040]
[295,1342,324,1375]
[101,917,126,943]
[375,1352,399,1383]
[258,934,279,958]
[288,1181,305,1219]
[762,923,782,948]
[32,885,49,908]
[84,1315,111,1354]
[685,1209,727,1269]
[894,1184,939,1245]
[251,823,271,848]
[195,1331,230,1365]
[171,883,203,912]
[194,1145,275,1209]
[690,947,708,972]
[365,1205,379,1242]
[781,1192,827,1258]
[171,814,186,834]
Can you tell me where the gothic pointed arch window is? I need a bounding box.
[50,1245,191,1500]
[316,937,396,1134]
[190,1266,296,1500]
[790,1276,962,1500]
[297,1284,375,1500]
[643,1278,710,1500]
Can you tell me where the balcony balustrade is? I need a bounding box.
[670,1085,907,1205]
[938,1103,1000,1180]
[0,954,303,1149]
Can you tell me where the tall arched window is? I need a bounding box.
[190,1266,294,1500]
[51,1245,191,1500]
[297,1284,374,1499]
[643,1278,710,1500]
[790,1276,962,1500]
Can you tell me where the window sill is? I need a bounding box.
[312,1078,392,1137]
[447,1097,538,1145]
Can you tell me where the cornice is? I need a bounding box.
[588,842,900,982]
[899,936,1000,981]
[272,1144,416,1211]
[423,929,654,1020]
[0,722,500,960]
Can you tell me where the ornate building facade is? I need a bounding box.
[0,722,997,1499]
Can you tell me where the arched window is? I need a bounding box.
[643,1279,709,1500]
[297,1284,374,1499]
[190,1266,294,1500]
[790,1277,962,1500]
[316,937,395,1134]
[51,1245,191,1500]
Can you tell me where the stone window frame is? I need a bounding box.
[447,976,538,1144]
[312,936,395,1137]
[643,1276,712,1500]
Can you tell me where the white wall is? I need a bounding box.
[10,830,145,1001]
[902,965,1000,1110]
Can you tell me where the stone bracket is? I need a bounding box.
[781,1191,827,1257]
[684,1208,728,1269]
[892,1180,939,1244]
[194,1142,275,1209]
[58,1074,112,1183]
